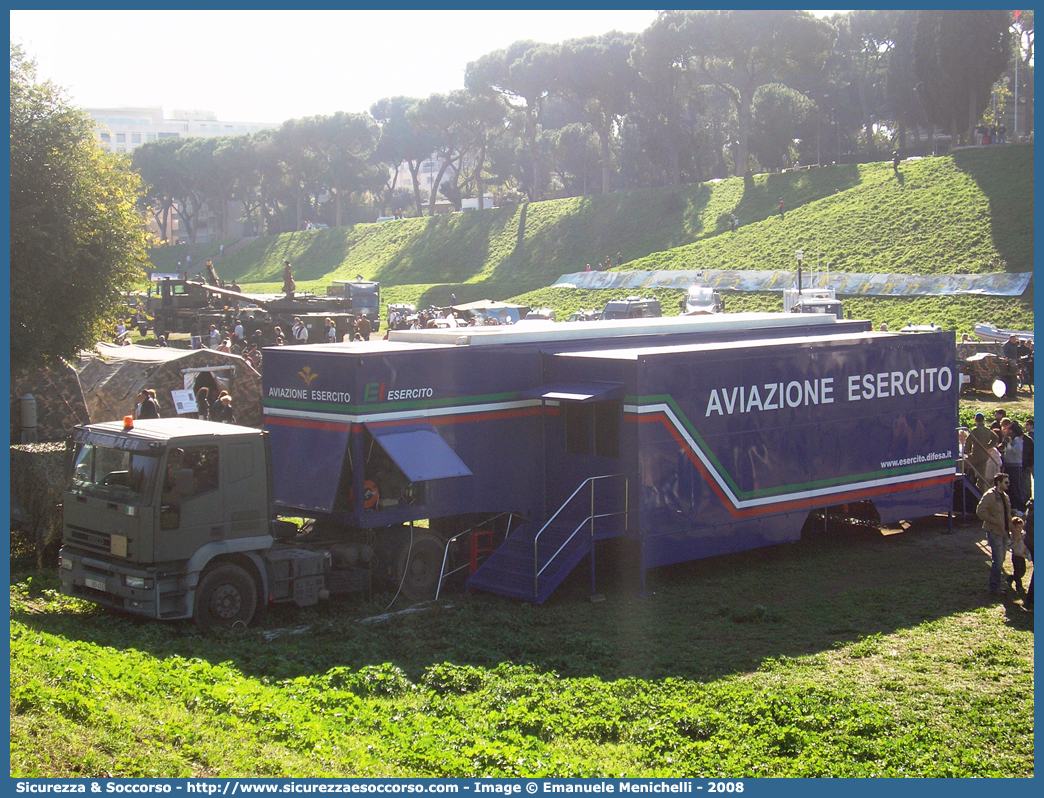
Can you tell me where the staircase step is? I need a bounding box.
[467,521,593,603]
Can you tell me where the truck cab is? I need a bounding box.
[682,283,724,315]
[330,280,381,332]
[59,418,326,630]
[147,278,212,334]
[783,286,844,320]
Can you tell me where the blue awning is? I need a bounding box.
[521,381,624,403]
[364,420,473,482]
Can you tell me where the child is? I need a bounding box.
[1009,516,1030,594]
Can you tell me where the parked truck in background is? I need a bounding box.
[326,280,381,332]
[60,313,957,629]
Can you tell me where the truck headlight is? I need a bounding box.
[125,575,151,589]
[60,556,73,571]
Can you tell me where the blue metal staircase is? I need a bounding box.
[465,474,630,603]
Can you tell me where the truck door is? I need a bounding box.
[157,444,225,562]
[547,395,624,520]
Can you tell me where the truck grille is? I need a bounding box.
[66,526,112,555]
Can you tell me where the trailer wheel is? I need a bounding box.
[194,563,257,632]
[393,530,445,601]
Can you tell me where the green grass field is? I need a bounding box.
[148,145,1032,332]
[10,516,1034,777]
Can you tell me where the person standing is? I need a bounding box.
[356,314,372,341]
[325,317,337,343]
[965,412,1000,492]
[194,387,210,421]
[976,473,1014,595]
[1008,516,1029,595]
[892,150,900,175]
[1000,418,1025,511]
[1003,334,1020,362]
[282,260,296,297]
[135,388,160,420]
[1023,500,1034,607]
[778,197,785,220]
[291,317,308,344]
[208,324,221,349]
[991,409,1006,436]
[233,318,245,345]
[210,391,236,424]
[1021,417,1034,505]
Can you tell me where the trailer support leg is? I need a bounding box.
[962,474,967,525]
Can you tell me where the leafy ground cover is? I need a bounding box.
[11,515,1034,778]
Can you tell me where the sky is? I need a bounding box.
[10,10,847,125]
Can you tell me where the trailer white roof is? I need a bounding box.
[557,330,903,360]
[386,312,839,347]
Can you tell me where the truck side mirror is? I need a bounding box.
[174,468,195,497]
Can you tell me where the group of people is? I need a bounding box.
[977,476,1033,606]
[133,385,237,426]
[192,386,237,424]
[974,124,1007,146]
[1002,333,1035,391]
[584,253,624,273]
[965,410,1034,604]
[962,410,1033,509]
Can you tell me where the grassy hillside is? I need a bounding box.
[628,145,1033,275]
[148,145,1033,330]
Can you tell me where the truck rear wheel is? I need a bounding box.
[194,563,257,632]
[393,530,444,602]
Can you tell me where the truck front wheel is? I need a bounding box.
[194,563,257,632]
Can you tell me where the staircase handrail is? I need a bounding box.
[536,508,627,581]
[435,511,521,601]
[959,457,988,485]
[532,473,628,598]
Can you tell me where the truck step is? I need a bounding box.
[466,521,593,603]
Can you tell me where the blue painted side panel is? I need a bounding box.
[268,424,349,514]
[261,325,956,591]
[632,334,957,569]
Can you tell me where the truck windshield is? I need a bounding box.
[351,288,379,310]
[70,444,160,505]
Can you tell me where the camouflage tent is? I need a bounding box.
[10,360,91,444]
[74,343,262,427]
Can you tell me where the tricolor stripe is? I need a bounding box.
[264,392,951,517]
[625,402,952,515]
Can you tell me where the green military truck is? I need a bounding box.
[59,418,332,631]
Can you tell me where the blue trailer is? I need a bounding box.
[261,313,957,603]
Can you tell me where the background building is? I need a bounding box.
[85,106,279,155]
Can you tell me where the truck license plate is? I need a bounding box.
[85,577,106,592]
